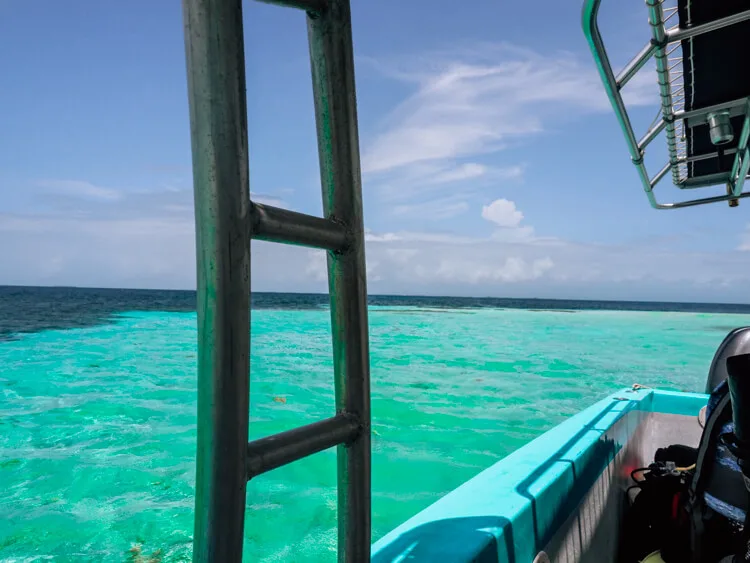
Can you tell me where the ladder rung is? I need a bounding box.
[250,201,349,252]
[246,413,360,480]
[254,0,327,15]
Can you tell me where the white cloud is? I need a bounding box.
[427,163,487,184]
[361,43,655,175]
[436,256,554,284]
[478,198,540,243]
[375,162,524,211]
[352,230,750,300]
[481,198,523,228]
[360,43,655,222]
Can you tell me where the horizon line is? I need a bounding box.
[2,283,750,308]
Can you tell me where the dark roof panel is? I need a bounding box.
[679,0,750,178]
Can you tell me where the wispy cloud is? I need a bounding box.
[376,161,523,209]
[36,180,122,201]
[362,43,655,176]
[427,163,488,185]
[359,42,655,220]
[23,180,289,217]
[393,196,470,220]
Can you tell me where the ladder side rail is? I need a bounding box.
[183,0,252,561]
[307,1,372,560]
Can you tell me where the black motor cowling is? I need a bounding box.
[726,354,750,477]
[724,353,750,562]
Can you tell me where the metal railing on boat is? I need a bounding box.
[181,0,371,561]
[582,0,750,209]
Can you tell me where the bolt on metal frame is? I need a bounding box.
[582,0,750,209]
[182,0,371,561]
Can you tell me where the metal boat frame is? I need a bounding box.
[582,0,750,209]
[182,0,371,560]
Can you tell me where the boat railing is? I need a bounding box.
[582,0,750,209]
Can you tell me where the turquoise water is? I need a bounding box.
[1,305,748,561]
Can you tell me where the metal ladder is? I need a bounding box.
[182,0,371,561]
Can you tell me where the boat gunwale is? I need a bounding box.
[371,388,708,562]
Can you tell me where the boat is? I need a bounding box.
[180,0,750,561]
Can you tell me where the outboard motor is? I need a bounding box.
[725,354,750,562]
[706,328,750,393]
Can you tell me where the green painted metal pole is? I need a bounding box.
[182,0,251,561]
[307,1,372,560]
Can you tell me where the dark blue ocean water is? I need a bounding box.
[3,285,750,342]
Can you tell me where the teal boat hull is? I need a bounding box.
[372,387,708,562]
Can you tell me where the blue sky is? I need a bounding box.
[1,1,749,302]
